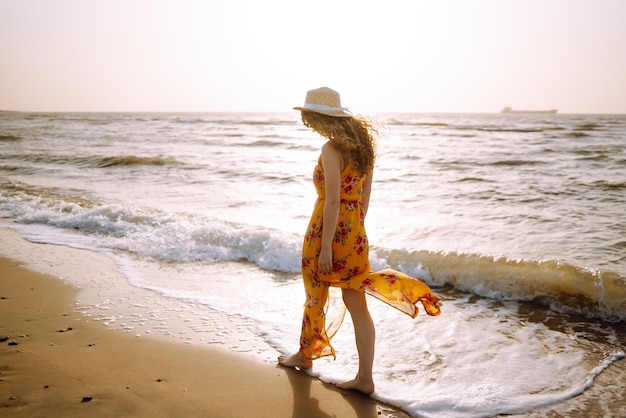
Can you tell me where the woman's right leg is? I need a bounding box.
[279,277,331,369]
[278,350,313,369]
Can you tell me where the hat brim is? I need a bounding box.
[293,107,352,118]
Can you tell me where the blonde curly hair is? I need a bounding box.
[301,112,378,176]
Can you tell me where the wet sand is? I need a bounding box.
[0,255,408,417]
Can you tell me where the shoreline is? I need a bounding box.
[0,230,408,417]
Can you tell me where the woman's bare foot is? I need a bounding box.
[335,375,375,395]
[277,350,313,370]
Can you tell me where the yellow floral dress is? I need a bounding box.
[299,156,441,360]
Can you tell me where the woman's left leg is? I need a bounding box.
[336,288,376,394]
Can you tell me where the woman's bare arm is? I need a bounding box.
[318,142,342,274]
[361,169,373,218]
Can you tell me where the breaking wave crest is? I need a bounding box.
[374,248,626,322]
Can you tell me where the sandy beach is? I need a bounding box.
[0,247,407,417]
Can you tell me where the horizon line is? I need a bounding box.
[2,109,625,116]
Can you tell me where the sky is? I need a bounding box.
[1,0,625,114]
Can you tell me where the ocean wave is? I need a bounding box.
[1,182,624,322]
[542,126,567,131]
[2,153,182,168]
[455,177,491,183]
[249,139,287,147]
[567,131,589,138]
[0,179,100,208]
[592,180,626,191]
[93,155,179,168]
[477,127,544,133]
[0,182,302,272]
[419,122,448,127]
[609,240,626,251]
[375,248,626,322]
[490,159,544,167]
[453,125,545,133]
[0,165,36,175]
[30,113,117,124]
[574,123,602,130]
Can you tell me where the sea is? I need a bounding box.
[1,111,625,417]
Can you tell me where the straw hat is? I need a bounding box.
[294,87,352,118]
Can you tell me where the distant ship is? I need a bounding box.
[501,106,557,114]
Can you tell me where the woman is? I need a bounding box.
[279,87,441,395]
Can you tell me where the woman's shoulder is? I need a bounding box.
[321,141,338,153]
[321,142,342,161]
[321,142,347,172]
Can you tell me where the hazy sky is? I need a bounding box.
[2,0,625,113]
